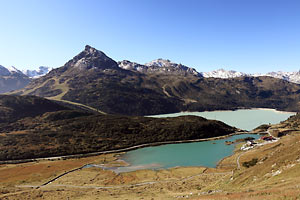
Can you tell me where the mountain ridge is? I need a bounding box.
[11,45,300,115]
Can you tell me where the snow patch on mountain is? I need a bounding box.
[118,60,147,73]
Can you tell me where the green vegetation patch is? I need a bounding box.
[242,158,258,168]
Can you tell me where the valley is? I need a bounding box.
[1,46,300,199]
[2,0,300,199]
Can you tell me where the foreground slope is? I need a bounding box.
[12,45,300,115]
[0,95,237,161]
[2,114,300,199]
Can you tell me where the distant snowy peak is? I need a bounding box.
[0,65,52,78]
[119,58,201,76]
[202,69,300,84]
[258,71,300,84]
[201,69,247,79]
[6,66,22,74]
[22,66,52,78]
[0,65,11,76]
[0,65,24,76]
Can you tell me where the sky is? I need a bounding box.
[0,0,300,73]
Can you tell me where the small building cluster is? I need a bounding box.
[240,140,257,151]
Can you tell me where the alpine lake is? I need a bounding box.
[107,109,295,172]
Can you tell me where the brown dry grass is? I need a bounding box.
[2,130,300,199]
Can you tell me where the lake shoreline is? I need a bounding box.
[0,131,248,165]
[1,108,292,165]
[149,107,296,117]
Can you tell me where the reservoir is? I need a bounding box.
[149,109,294,131]
[118,109,294,172]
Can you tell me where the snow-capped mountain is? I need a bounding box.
[119,58,201,77]
[0,65,31,93]
[201,69,300,84]
[119,59,300,83]
[0,65,11,76]
[0,65,24,76]
[0,65,51,78]
[0,65,52,93]
[252,71,300,84]
[6,66,23,74]
[22,66,52,78]
[201,69,247,79]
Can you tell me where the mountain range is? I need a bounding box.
[202,68,300,84]
[119,59,300,84]
[9,45,300,116]
[2,49,300,95]
[0,65,51,93]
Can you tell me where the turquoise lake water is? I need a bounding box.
[120,134,260,171]
[119,109,295,171]
[149,109,294,131]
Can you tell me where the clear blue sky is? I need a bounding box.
[0,0,300,73]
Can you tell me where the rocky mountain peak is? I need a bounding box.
[65,45,119,71]
[83,45,105,57]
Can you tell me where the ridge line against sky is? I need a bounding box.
[0,0,300,73]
